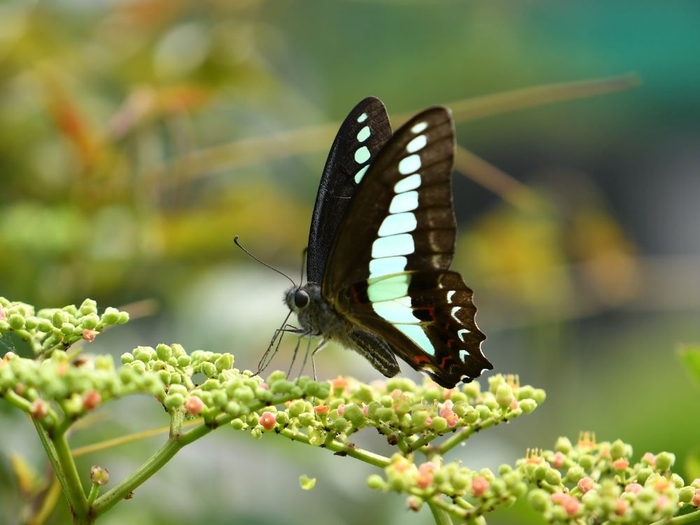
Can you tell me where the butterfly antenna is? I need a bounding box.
[233,236,296,288]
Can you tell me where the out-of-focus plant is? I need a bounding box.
[1,296,699,524]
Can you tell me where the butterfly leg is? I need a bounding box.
[257,311,306,376]
[307,339,328,382]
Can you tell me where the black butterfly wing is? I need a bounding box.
[306,97,392,284]
[324,106,492,387]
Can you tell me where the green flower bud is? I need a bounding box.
[679,486,695,503]
[200,362,217,378]
[565,465,585,483]
[545,468,562,486]
[637,468,653,485]
[331,417,349,433]
[52,310,69,327]
[520,399,537,414]
[578,454,594,470]
[80,314,99,330]
[463,407,479,424]
[610,439,629,460]
[288,400,307,418]
[8,314,25,330]
[528,489,551,512]
[164,393,185,410]
[90,465,109,486]
[355,385,374,404]
[554,436,573,454]
[367,474,387,490]
[495,383,515,409]
[60,323,76,336]
[298,412,315,427]
[232,385,254,401]
[655,452,675,471]
[342,404,365,427]
[230,418,246,430]
[365,402,381,420]
[155,344,172,361]
[376,407,397,424]
[430,416,448,432]
[101,308,122,324]
[133,347,155,363]
[177,355,191,367]
[270,379,294,394]
[215,354,234,372]
[79,299,97,316]
[581,489,601,510]
[411,410,430,428]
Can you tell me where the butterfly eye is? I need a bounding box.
[294,290,310,308]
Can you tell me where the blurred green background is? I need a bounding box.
[1,1,699,524]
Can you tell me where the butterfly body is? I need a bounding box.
[281,97,492,388]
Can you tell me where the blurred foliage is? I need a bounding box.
[1,1,699,524]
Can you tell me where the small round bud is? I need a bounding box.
[82,391,101,411]
[185,396,204,416]
[90,465,110,486]
[655,452,675,471]
[259,411,276,431]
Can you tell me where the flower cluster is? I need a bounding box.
[245,373,544,451]
[0,349,164,429]
[522,433,700,523]
[368,454,527,519]
[0,297,128,357]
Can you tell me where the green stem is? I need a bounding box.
[427,499,454,525]
[91,421,213,517]
[32,419,90,521]
[52,430,90,518]
[277,427,391,468]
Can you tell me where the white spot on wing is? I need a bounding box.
[459,349,469,362]
[446,290,456,303]
[389,191,419,213]
[406,135,427,153]
[378,212,417,237]
[373,300,418,324]
[457,328,470,342]
[357,125,370,142]
[398,154,421,175]
[367,274,411,302]
[369,256,407,278]
[354,146,370,164]
[451,306,461,321]
[354,165,369,184]
[394,174,421,193]
[411,121,428,134]
[397,324,436,356]
[357,112,368,123]
[371,234,415,258]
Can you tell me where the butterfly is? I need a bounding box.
[271,97,492,388]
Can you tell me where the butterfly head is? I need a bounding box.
[283,282,326,336]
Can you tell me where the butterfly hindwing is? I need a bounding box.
[307,97,392,284]
[323,106,492,387]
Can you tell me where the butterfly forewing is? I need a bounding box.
[307,97,392,284]
[324,106,492,387]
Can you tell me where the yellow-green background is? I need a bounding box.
[1,1,698,524]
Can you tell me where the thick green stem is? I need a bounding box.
[91,421,213,517]
[32,419,90,521]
